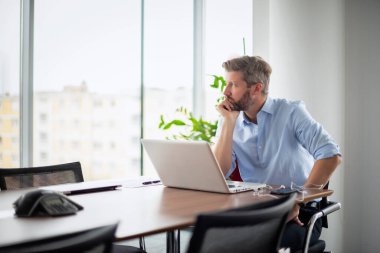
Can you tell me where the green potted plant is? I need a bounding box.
[158,75,226,144]
[158,38,248,142]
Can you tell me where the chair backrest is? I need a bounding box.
[0,223,118,253]
[187,193,297,253]
[0,162,84,190]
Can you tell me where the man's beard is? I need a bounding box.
[227,90,253,111]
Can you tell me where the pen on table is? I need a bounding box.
[142,180,161,185]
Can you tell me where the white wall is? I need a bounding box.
[253,0,380,252]
[253,0,345,252]
[344,0,380,252]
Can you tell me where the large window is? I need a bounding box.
[33,0,141,180]
[143,0,193,176]
[204,0,253,121]
[0,0,253,180]
[0,0,20,168]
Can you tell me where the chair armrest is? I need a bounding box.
[302,201,342,253]
[321,202,341,216]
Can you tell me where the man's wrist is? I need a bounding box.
[222,117,237,128]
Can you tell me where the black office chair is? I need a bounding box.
[0,223,117,253]
[0,162,84,190]
[0,223,145,253]
[296,183,342,253]
[186,193,296,253]
[0,162,146,253]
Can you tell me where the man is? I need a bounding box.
[213,55,341,251]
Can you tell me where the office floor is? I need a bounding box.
[115,229,192,253]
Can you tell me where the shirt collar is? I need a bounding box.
[237,97,274,127]
[260,97,274,115]
[237,112,247,127]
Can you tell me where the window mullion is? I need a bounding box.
[193,0,205,117]
[20,0,34,167]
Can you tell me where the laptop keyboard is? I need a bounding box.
[227,181,246,188]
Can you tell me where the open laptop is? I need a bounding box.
[141,139,266,194]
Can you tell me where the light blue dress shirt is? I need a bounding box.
[215,97,341,186]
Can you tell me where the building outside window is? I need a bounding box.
[0,0,20,168]
[0,0,252,180]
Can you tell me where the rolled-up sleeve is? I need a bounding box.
[292,102,341,160]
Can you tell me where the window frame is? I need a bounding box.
[17,0,251,176]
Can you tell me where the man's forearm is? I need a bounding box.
[213,119,236,175]
[304,155,342,188]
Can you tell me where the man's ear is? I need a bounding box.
[251,83,263,95]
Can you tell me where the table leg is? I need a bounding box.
[166,230,180,253]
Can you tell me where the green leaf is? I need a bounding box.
[210,75,219,88]
[218,76,227,92]
[162,119,186,130]
[158,115,165,128]
[171,120,186,126]
[163,122,173,130]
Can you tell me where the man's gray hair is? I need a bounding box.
[222,56,272,95]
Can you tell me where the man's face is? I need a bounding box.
[224,71,253,111]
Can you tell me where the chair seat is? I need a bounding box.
[308,240,326,253]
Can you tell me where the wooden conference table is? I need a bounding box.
[0,180,333,252]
